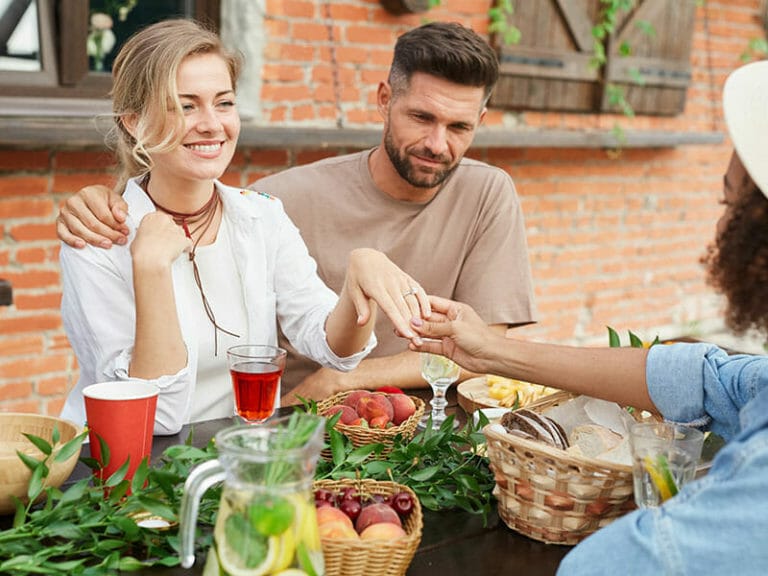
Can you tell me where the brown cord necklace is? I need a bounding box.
[142,177,240,355]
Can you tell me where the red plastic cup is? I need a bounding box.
[82,381,159,483]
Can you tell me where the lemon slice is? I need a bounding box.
[642,455,676,502]
[214,511,278,576]
[274,570,310,576]
[270,524,296,573]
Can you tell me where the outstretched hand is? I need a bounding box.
[409,295,505,375]
[343,248,431,343]
[57,185,129,249]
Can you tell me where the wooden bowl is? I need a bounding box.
[0,413,83,514]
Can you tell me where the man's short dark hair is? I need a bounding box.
[388,22,499,105]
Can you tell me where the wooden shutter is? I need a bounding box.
[603,0,696,115]
[490,0,602,113]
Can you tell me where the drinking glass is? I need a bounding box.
[227,345,287,424]
[418,353,461,431]
[629,421,705,508]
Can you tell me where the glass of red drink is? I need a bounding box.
[226,345,287,424]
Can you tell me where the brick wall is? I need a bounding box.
[0,0,765,415]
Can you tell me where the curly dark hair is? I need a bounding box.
[703,181,768,335]
[388,22,499,105]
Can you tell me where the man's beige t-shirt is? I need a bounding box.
[253,149,537,393]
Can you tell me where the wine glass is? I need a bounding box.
[418,352,461,431]
[226,345,286,424]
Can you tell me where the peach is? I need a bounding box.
[355,393,393,425]
[389,394,416,425]
[343,390,372,410]
[355,503,402,533]
[359,522,408,541]
[325,404,361,425]
[316,505,354,529]
[369,415,391,429]
[319,519,360,540]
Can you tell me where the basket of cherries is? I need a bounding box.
[313,478,423,576]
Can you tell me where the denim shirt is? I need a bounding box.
[557,343,768,575]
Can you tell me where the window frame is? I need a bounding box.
[0,0,220,101]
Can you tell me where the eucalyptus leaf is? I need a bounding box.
[16,450,42,472]
[53,430,88,463]
[22,432,53,456]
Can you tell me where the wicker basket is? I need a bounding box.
[314,478,423,576]
[483,391,639,545]
[317,391,425,457]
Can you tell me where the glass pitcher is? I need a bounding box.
[179,412,326,576]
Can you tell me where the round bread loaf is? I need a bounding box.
[500,408,569,450]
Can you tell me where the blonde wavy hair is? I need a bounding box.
[108,19,242,191]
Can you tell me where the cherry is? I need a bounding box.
[314,489,335,506]
[336,487,361,507]
[391,491,414,518]
[339,498,362,521]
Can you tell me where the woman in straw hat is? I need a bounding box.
[412,60,768,574]
[59,19,431,435]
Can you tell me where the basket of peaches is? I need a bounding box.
[313,478,423,576]
[316,389,425,457]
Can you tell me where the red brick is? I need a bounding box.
[54,151,116,170]
[0,151,50,171]
[0,355,69,379]
[346,26,395,46]
[15,247,47,264]
[0,380,33,399]
[37,376,69,396]
[13,292,62,311]
[0,198,54,219]
[247,149,290,168]
[0,314,62,334]
[51,173,114,194]
[293,22,334,43]
[0,336,44,357]
[43,397,67,416]
[0,176,49,197]
[1,270,59,289]
[8,223,58,242]
[0,401,40,413]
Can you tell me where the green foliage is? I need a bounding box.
[741,38,768,63]
[307,401,496,521]
[607,326,661,348]
[3,405,497,573]
[1,429,220,575]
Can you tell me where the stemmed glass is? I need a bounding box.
[226,345,286,424]
[418,352,461,430]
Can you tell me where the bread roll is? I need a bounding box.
[567,424,622,458]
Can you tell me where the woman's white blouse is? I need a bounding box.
[59,179,375,434]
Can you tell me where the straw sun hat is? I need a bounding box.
[723,60,768,197]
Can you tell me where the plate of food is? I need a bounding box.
[457,375,559,414]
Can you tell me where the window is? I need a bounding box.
[0,0,220,101]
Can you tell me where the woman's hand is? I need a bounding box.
[409,295,506,375]
[131,212,191,270]
[343,248,431,342]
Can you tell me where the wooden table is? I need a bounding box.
[8,388,572,575]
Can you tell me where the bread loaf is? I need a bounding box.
[567,424,622,458]
[501,408,569,450]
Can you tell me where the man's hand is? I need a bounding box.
[57,185,129,248]
[281,367,345,406]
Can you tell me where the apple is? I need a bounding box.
[389,394,416,425]
[359,522,408,541]
[355,502,402,533]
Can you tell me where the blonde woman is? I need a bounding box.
[60,19,430,434]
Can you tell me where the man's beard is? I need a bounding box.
[383,128,458,189]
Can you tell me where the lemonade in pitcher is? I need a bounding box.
[180,413,326,576]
